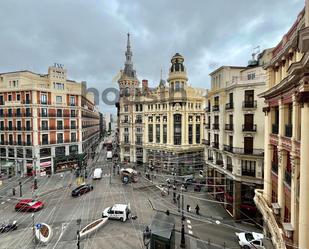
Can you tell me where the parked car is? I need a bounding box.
[102,204,131,222]
[235,232,265,249]
[71,184,93,197]
[15,199,44,212]
[0,221,17,233]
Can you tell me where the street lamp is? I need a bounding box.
[143,226,151,249]
[181,184,185,221]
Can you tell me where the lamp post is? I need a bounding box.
[32,213,36,249]
[143,226,151,249]
[181,184,185,222]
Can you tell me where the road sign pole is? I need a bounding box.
[32,214,35,249]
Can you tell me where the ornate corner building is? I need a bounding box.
[116,34,205,175]
[254,3,309,249]
[0,65,101,176]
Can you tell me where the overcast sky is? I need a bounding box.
[0,0,304,113]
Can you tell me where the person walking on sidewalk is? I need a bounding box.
[187,204,191,212]
[195,204,200,215]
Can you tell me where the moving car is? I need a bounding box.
[71,184,93,197]
[15,199,44,212]
[235,232,264,249]
[0,221,17,233]
[93,168,103,180]
[102,204,131,222]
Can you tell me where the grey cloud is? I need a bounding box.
[0,0,305,112]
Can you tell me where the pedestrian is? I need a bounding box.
[195,204,200,215]
[187,204,190,212]
[12,188,16,196]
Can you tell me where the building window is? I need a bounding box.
[41,94,47,104]
[148,124,153,143]
[124,134,129,143]
[69,145,78,154]
[55,146,65,155]
[26,135,31,145]
[71,120,76,129]
[26,120,31,130]
[70,96,75,106]
[16,120,21,129]
[163,124,167,144]
[17,134,22,145]
[41,120,48,130]
[42,134,49,145]
[196,124,200,144]
[0,95,3,105]
[71,110,76,117]
[8,95,12,101]
[56,96,62,103]
[241,160,256,177]
[16,94,20,101]
[156,124,160,143]
[57,109,62,117]
[174,114,182,145]
[57,120,63,130]
[41,108,47,117]
[188,124,193,144]
[124,127,129,133]
[57,133,63,143]
[71,132,76,142]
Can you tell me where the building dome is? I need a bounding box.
[170,53,185,73]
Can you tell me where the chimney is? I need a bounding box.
[142,79,148,90]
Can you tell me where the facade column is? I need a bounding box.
[306,0,309,27]
[290,157,299,242]
[181,113,185,145]
[292,97,301,140]
[264,109,273,203]
[299,102,309,249]
[278,149,286,220]
[233,181,241,220]
[168,110,172,145]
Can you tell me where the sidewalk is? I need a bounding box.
[0,171,74,200]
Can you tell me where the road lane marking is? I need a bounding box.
[188,225,192,229]
[1,202,5,204]
[187,220,191,224]
[188,230,193,235]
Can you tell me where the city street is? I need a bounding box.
[0,139,266,249]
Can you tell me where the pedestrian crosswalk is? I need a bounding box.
[187,219,193,235]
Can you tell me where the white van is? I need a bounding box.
[106,151,112,160]
[93,168,103,180]
[102,204,131,222]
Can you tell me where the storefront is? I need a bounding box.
[0,160,15,178]
[40,159,52,176]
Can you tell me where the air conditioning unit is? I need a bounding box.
[271,203,281,215]
[282,223,294,239]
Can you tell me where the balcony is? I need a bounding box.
[57,126,63,130]
[271,124,279,134]
[41,126,49,131]
[225,124,234,131]
[284,171,291,186]
[205,123,210,129]
[212,105,220,112]
[242,101,257,109]
[216,160,223,166]
[212,142,219,149]
[233,147,264,156]
[242,170,256,177]
[271,162,278,174]
[223,144,233,153]
[212,123,219,130]
[242,124,257,132]
[254,189,286,249]
[202,139,210,145]
[285,124,293,138]
[225,103,234,110]
[135,119,143,124]
[227,164,233,172]
[136,141,143,146]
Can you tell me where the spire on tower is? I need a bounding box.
[123,33,136,79]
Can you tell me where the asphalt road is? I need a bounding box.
[0,138,261,249]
